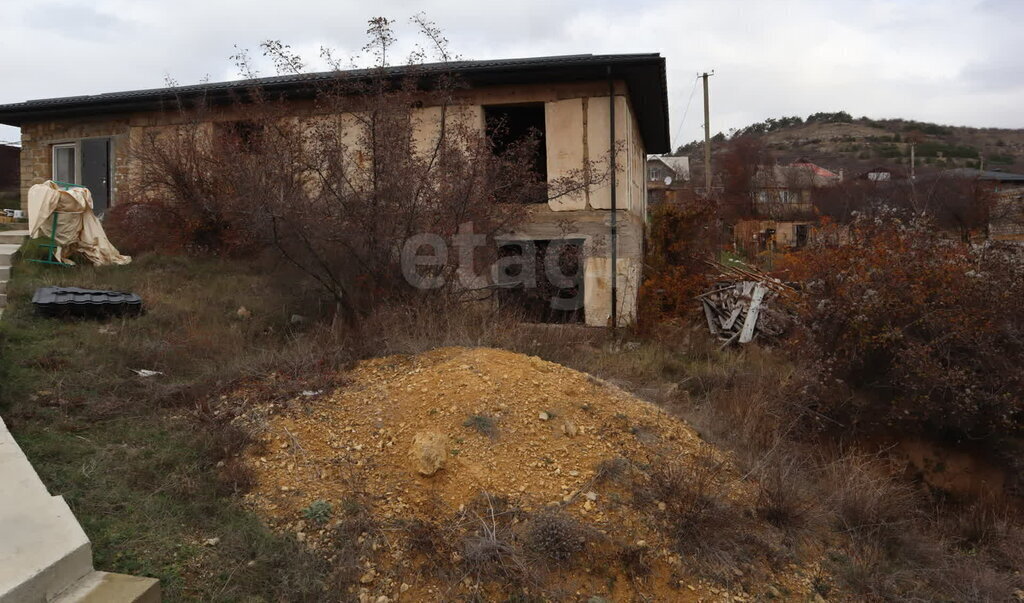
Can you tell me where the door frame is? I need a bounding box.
[49,136,116,207]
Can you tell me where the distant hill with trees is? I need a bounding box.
[673,112,1024,179]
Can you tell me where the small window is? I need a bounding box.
[53,144,77,183]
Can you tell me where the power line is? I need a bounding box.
[670,74,700,153]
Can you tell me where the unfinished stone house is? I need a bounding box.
[0,54,669,326]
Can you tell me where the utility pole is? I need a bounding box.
[701,71,714,198]
[910,141,917,211]
[910,142,916,181]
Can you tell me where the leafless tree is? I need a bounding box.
[125,16,612,322]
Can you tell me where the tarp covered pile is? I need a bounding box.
[27,181,130,266]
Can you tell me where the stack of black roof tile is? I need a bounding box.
[32,286,143,318]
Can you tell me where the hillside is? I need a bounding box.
[675,112,1024,177]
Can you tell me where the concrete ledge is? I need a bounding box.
[0,230,29,245]
[0,244,21,267]
[52,571,160,603]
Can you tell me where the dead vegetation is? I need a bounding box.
[4,244,1023,600]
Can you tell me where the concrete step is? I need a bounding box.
[0,418,94,602]
[0,244,20,267]
[0,266,9,281]
[52,571,160,603]
[0,280,6,294]
[0,230,29,245]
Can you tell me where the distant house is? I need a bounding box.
[645,156,690,207]
[857,166,907,182]
[752,159,840,217]
[647,156,689,183]
[919,168,1024,241]
[736,159,840,253]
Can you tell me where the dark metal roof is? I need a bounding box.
[0,53,670,152]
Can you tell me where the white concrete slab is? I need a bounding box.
[0,230,29,245]
[0,244,20,267]
[52,571,160,603]
[0,418,94,602]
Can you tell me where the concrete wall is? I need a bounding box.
[734,219,814,252]
[19,118,131,210]
[501,206,644,327]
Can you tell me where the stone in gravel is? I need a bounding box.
[410,431,448,476]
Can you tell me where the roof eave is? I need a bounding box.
[0,54,670,153]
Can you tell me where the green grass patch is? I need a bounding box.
[0,251,345,600]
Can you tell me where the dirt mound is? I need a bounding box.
[235,347,817,601]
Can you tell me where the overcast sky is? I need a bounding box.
[1,0,1022,149]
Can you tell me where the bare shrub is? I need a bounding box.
[824,455,918,538]
[463,414,499,440]
[637,198,717,329]
[105,199,194,255]
[633,448,783,584]
[753,452,817,531]
[458,494,530,587]
[780,214,1024,441]
[593,456,632,486]
[617,544,652,579]
[523,510,588,565]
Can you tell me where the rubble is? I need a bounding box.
[699,260,796,345]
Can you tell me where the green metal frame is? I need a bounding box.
[28,180,85,267]
[51,179,85,190]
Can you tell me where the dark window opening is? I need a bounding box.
[495,239,584,324]
[795,224,810,248]
[485,103,547,203]
[217,120,263,153]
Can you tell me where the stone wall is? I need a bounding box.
[19,117,131,211]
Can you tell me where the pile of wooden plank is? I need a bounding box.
[698,260,796,346]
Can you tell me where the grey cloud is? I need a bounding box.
[1,0,1023,145]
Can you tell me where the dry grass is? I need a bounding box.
[4,244,1023,600]
[0,250,359,600]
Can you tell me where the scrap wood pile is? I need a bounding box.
[698,260,797,345]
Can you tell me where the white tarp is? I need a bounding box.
[27,181,131,266]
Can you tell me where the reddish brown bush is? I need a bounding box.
[105,198,208,255]
[780,214,1024,440]
[637,198,717,329]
